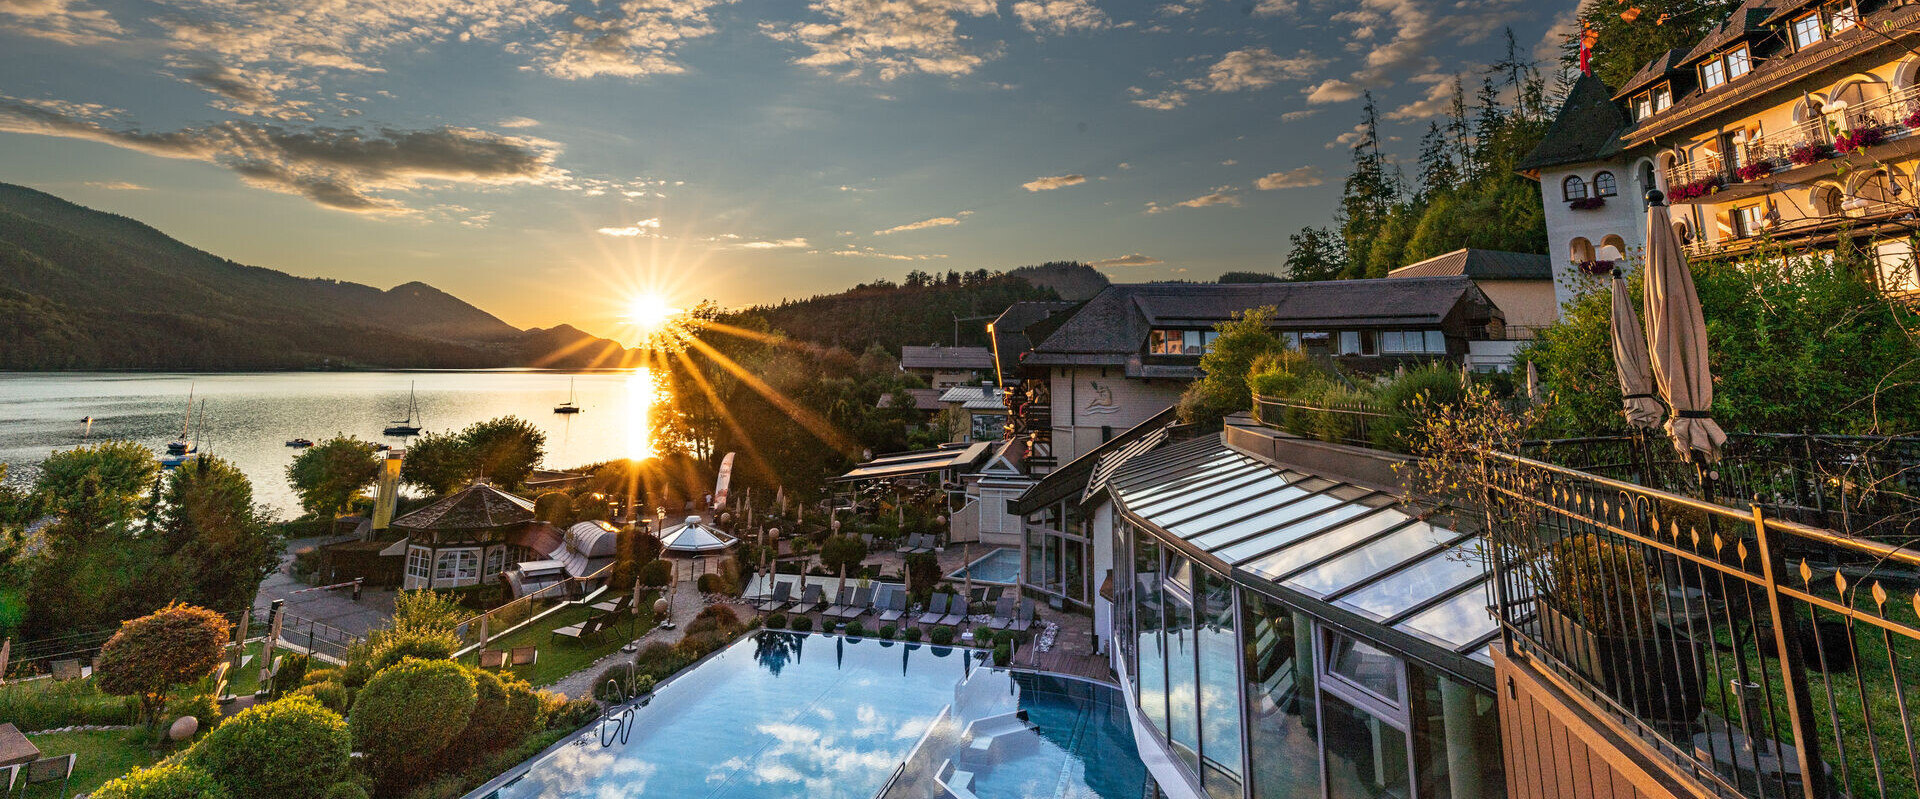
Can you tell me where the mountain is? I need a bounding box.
[726,269,1061,353]
[0,183,629,370]
[1008,261,1109,300]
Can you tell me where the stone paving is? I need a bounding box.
[254,535,396,637]
[544,579,721,698]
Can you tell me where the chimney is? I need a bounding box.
[371,448,404,535]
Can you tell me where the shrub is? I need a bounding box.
[93,763,229,799]
[1371,363,1466,451]
[692,604,740,629]
[348,659,478,793]
[322,784,368,799]
[0,677,141,731]
[764,613,787,629]
[695,573,724,593]
[452,668,538,760]
[166,689,220,733]
[638,559,673,588]
[545,697,601,731]
[972,625,992,644]
[992,630,1013,648]
[268,653,309,697]
[904,627,922,642]
[97,603,231,725]
[674,630,729,659]
[390,590,467,638]
[789,616,813,632]
[993,644,1012,666]
[879,624,897,640]
[183,694,351,799]
[928,626,954,646]
[301,668,339,687]
[292,682,350,716]
[845,621,864,637]
[533,492,573,526]
[367,628,459,674]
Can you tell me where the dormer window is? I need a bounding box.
[1725,46,1751,80]
[1653,84,1673,112]
[1631,83,1674,122]
[1634,94,1653,121]
[1831,2,1859,32]
[1701,57,1727,90]
[1563,175,1589,201]
[1794,13,1824,49]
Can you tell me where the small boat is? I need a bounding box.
[286,438,314,448]
[159,387,197,468]
[384,382,423,437]
[554,378,583,414]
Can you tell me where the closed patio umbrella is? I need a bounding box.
[1609,272,1663,429]
[1643,190,1727,461]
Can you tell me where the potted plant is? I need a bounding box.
[1788,141,1831,166]
[1835,127,1885,154]
[1735,161,1773,182]
[1569,196,1607,210]
[1533,534,1704,735]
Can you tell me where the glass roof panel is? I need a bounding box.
[1206,501,1376,564]
[1178,491,1346,550]
[1164,477,1336,536]
[1285,522,1456,598]
[1238,507,1412,581]
[1118,456,1252,504]
[1128,469,1278,517]
[1337,543,1486,618]
[1396,585,1497,650]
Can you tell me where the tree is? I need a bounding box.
[399,430,470,494]
[33,440,159,541]
[349,658,478,794]
[1217,271,1283,284]
[819,535,869,576]
[1336,92,1400,279]
[1177,306,1288,426]
[638,558,674,589]
[462,416,547,488]
[96,603,230,725]
[152,455,280,615]
[285,437,379,518]
[182,694,352,799]
[1283,227,1346,282]
[1572,0,1742,92]
[533,491,573,526]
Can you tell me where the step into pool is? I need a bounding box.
[472,631,1147,799]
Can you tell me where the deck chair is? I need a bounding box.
[21,754,74,799]
[2,764,18,795]
[917,593,951,626]
[792,584,826,614]
[592,593,633,615]
[478,649,508,669]
[510,646,538,667]
[1008,599,1036,632]
[988,595,1017,630]
[552,616,605,643]
[49,660,81,681]
[822,586,855,618]
[939,595,969,627]
[877,589,907,623]
[756,581,793,612]
[895,536,917,553]
[842,587,874,620]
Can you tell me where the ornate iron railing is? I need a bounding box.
[1481,449,1920,799]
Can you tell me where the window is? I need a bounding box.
[1380,330,1445,355]
[1425,330,1446,353]
[1326,632,1403,703]
[1701,57,1726,90]
[1561,175,1587,201]
[1724,46,1751,80]
[1299,331,1331,356]
[1831,3,1858,32]
[1335,331,1377,356]
[434,548,479,582]
[1241,591,1321,799]
[1633,93,1653,121]
[1737,204,1768,237]
[1280,331,1302,350]
[406,547,431,581]
[1794,13,1824,49]
[484,547,505,576]
[1593,171,1617,197]
[1652,84,1672,112]
[1149,329,1217,355]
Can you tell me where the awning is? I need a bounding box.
[378,537,411,557]
[1111,435,1498,665]
[833,442,992,482]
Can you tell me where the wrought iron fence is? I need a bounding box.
[450,561,614,653]
[1480,449,1920,799]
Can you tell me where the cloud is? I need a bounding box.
[83,180,147,190]
[1012,0,1108,34]
[831,246,946,260]
[762,0,1000,80]
[597,218,662,236]
[1251,0,1296,16]
[499,116,541,128]
[1255,166,1323,190]
[739,237,809,248]
[1385,72,1459,121]
[1149,187,1240,213]
[1280,109,1319,122]
[874,210,971,235]
[534,0,722,79]
[1201,48,1327,92]
[1304,78,1363,104]
[1127,86,1187,111]
[1314,0,1528,97]
[1022,174,1085,191]
[0,96,566,213]
[1329,123,1369,149]
[0,0,122,45]
[1089,253,1162,268]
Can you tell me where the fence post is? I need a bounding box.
[1752,506,1827,799]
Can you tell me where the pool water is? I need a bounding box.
[947,547,1023,585]
[478,632,1146,799]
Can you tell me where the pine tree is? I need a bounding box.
[1283,227,1346,282]
[1336,92,1400,279]
[1416,122,1458,202]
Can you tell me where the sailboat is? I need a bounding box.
[553,378,582,414]
[383,382,423,437]
[159,386,197,468]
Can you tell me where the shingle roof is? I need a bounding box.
[1517,73,1632,173]
[988,301,1077,384]
[1025,277,1492,364]
[391,481,536,532]
[900,345,994,371]
[1680,0,1775,66]
[877,387,943,411]
[1613,48,1689,100]
[1388,249,1552,281]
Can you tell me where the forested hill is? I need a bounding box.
[0,182,629,370]
[727,268,1067,352]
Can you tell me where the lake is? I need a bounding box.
[0,370,661,515]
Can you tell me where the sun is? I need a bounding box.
[625,293,679,334]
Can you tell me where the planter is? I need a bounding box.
[1537,603,1705,735]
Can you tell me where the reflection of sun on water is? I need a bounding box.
[627,367,660,461]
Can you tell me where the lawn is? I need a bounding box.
[0,678,139,732]
[460,593,657,688]
[24,728,166,797]
[222,640,267,696]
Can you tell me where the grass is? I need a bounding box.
[459,593,657,688]
[24,728,166,797]
[221,640,267,696]
[0,678,139,732]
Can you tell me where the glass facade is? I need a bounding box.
[1198,571,1243,799]
[1022,500,1091,605]
[1242,592,1320,799]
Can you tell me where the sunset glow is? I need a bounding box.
[626,294,679,334]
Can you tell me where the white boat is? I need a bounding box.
[159,387,197,468]
[384,382,423,437]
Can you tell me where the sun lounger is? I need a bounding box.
[756,581,793,612]
[822,586,856,618]
[510,646,538,667]
[592,593,633,615]
[918,593,951,626]
[911,534,936,554]
[841,586,874,620]
[988,595,1016,630]
[479,649,508,669]
[792,584,826,614]
[1007,599,1036,632]
[553,616,607,643]
[878,589,906,623]
[940,595,969,627]
[895,535,918,554]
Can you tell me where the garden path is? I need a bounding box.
[545,579,707,699]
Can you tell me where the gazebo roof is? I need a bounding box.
[391,481,536,533]
[659,516,738,554]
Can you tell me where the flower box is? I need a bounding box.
[1735,161,1773,182]
[1905,109,1920,129]
[1575,259,1615,276]
[1788,141,1832,166]
[1667,176,1723,202]
[1835,127,1885,154]
[1568,196,1607,210]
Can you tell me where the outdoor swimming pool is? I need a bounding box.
[946,547,1023,585]
[473,631,1147,799]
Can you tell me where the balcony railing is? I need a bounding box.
[1481,448,1920,799]
[1735,86,1920,177]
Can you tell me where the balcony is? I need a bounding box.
[1667,86,1920,195]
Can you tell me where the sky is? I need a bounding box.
[0,0,1577,337]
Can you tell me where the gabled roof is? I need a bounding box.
[877,388,943,412]
[833,442,993,482]
[1024,277,1492,365]
[901,345,994,371]
[1388,249,1552,281]
[1517,72,1631,174]
[1613,47,1689,100]
[989,301,1078,384]
[1681,0,1776,66]
[391,481,535,532]
[937,385,997,404]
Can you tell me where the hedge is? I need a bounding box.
[291,682,349,716]
[182,694,351,799]
[348,658,478,793]
[928,626,955,646]
[93,763,229,799]
[789,616,813,632]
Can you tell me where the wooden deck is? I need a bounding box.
[1015,644,1115,684]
